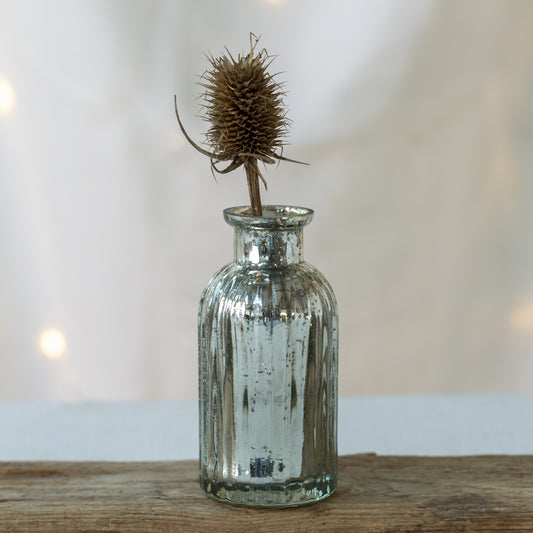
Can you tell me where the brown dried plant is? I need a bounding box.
[174,35,305,216]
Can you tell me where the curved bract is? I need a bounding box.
[198,206,338,507]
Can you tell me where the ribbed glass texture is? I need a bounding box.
[198,206,338,507]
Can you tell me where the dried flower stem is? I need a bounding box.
[245,159,263,216]
[174,35,306,217]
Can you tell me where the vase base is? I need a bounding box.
[200,474,336,508]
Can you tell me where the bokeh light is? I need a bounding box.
[0,78,16,115]
[166,131,185,152]
[39,328,67,359]
[508,303,533,331]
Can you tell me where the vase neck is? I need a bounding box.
[223,206,314,267]
[234,227,304,266]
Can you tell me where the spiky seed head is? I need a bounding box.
[174,37,305,217]
[201,48,288,165]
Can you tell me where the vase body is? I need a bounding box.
[198,206,338,507]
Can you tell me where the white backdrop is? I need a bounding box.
[1,0,532,401]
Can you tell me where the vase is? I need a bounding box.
[198,205,338,507]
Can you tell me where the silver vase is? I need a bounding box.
[198,205,338,507]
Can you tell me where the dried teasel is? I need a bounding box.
[174,35,305,216]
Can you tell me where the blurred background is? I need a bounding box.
[0,0,532,401]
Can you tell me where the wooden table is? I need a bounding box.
[1,454,532,532]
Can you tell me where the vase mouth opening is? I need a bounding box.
[223,205,314,230]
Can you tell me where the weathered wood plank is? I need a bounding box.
[0,454,532,532]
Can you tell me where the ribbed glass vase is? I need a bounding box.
[198,205,338,507]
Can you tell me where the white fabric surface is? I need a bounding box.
[1,1,533,402]
[1,395,531,461]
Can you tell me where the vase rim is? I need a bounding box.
[223,205,314,230]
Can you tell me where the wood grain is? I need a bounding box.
[1,454,532,532]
